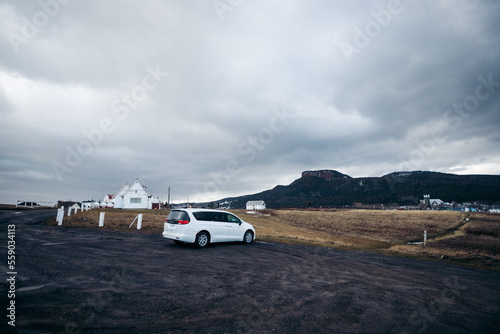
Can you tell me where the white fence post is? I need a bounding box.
[68,207,71,217]
[99,212,105,227]
[128,214,143,229]
[424,230,427,246]
[137,214,143,230]
[57,208,63,226]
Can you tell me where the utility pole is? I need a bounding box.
[167,187,170,208]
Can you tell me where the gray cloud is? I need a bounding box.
[0,0,499,204]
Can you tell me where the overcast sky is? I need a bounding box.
[1,0,499,205]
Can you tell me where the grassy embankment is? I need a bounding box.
[45,208,500,270]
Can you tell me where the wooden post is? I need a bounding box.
[99,212,105,227]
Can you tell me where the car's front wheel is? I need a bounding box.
[195,232,209,248]
[243,230,254,244]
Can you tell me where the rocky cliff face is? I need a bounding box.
[301,170,352,181]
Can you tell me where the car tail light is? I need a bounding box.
[178,220,190,225]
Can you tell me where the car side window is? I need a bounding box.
[193,211,241,223]
[193,212,211,221]
[227,214,240,224]
[215,213,228,222]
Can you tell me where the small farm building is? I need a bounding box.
[246,200,266,210]
[70,203,81,210]
[82,200,99,209]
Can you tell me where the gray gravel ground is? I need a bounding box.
[1,209,499,333]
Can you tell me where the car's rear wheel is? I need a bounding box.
[243,230,254,244]
[195,232,209,248]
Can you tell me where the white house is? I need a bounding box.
[82,200,99,209]
[112,182,130,209]
[246,200,266,210]
[113,179,155,209]
[430,199,444,207]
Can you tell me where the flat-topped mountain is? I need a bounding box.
[221,170,500,208]
[301,170,352,180]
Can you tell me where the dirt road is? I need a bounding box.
[1,209,499,333]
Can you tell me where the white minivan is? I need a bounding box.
[162,208,255,247]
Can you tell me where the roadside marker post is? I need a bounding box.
[137,214,142,230]
[99,212,105,227]
[129,214,143,230]
[68,207,71,217]
[424,230,427,247]
[57,207,64,226]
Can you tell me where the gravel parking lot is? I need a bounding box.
[1,209,500,333]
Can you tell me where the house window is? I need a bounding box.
[130,198,142,204]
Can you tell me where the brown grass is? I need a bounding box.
[266,209,465,243]
[389,212,500,270]
[46,208,167,233]
[46,208,500,270]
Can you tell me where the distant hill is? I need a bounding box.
[222,170,500,209]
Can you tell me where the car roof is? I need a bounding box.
[171,208,230,213]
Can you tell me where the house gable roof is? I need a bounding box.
[115,182,130,197]
[125,179,151,197]
[246,200,265,205]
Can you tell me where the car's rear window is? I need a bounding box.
[166,210,190,223]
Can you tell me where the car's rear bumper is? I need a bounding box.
[162,229,195,243]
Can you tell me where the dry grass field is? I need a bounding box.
[46,208,500,270]
[46,208,167,233]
